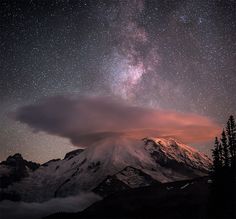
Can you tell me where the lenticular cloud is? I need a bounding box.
[12,95,220,147]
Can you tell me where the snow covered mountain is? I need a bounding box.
[0,136,211,202]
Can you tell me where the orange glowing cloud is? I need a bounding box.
[12,95,220,147]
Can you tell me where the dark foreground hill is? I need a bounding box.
[45,177,225,219]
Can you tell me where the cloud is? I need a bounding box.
[12,95,220,147]
[0,192,101,219]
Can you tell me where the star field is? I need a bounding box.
[0,0,235,162]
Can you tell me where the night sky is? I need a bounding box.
[0,0,235,163]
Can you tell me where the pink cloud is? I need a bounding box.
[12,95,220,147]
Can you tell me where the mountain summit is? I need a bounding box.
[0,153,40,189]
[1,137,211,202]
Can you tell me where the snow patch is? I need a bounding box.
[180,183,190,189]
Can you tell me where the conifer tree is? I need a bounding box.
[227,115,236,170]
[212,137,221,172]
[227,115,236,159]
[221,129,229,168]
[218,142,223,168]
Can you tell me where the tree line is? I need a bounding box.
[212,115,236,175]
[210,115,236,219]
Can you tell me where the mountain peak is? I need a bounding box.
[143,137,211,172]
[6,153,23,162]
[64,149,84,160]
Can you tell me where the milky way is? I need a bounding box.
[0,0,235,162]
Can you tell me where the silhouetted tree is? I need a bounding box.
[218,142,223,168]
[212,137,221,173]
[226,115,236,168]
[221,129,229,168]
